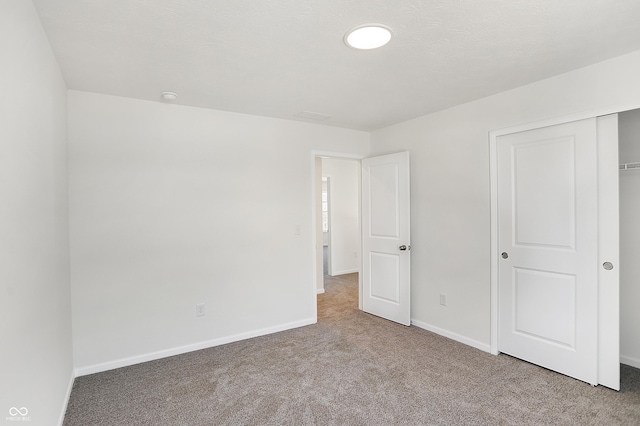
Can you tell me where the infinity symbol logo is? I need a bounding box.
[9,407,28,416]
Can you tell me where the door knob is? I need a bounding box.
[399,245,408,251]
[603,262,614,270]
[501,252,509,259]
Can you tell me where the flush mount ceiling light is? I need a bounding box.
[344,24,392,50]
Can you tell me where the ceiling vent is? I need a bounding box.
[295,111,332,121]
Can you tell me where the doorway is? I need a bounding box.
[619,109,640,371]
[314,156,361,304]
[312,151,412,326]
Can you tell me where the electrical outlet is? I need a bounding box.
[439,294,447,306]
[196,303,205,317]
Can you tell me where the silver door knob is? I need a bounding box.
[603,262,614,270]
[399,245,407,251]
[501,252,509,259]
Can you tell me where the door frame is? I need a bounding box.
[311,151,365,321]
[489,111,620,388]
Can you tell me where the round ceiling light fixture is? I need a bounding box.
[344,24,392,50]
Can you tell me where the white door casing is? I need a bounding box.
[494,116,619,389]
[361,151,411,326]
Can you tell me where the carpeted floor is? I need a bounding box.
[63,273,640,425]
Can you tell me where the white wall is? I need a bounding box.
[322,158,360,276]
[371,49,640,352]
[68,91,369,373]
[619,109,640,368]
[0,1,73,425]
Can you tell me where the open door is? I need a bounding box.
[361,151,411,326]
[494,116,619,389]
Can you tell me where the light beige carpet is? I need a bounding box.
[64,273,640,425]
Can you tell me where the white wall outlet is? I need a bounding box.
[439,294,447,306]
[196,303,205,317]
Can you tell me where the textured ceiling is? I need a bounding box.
[33,0,640,131]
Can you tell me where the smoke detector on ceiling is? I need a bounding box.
[160,91,178,102]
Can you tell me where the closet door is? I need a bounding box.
[494,115,619,389]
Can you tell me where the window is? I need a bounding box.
[322,178,329,232]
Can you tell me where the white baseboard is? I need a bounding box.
[410,320,640,369]
[57,370,75,426]
[75,318,316,377]
[316,288,325,294]
[621,354,640,369]
[411,319,491,353]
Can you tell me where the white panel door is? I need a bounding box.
[497,119,600,385]
[596,114,620,391]
[362,151,410,326]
